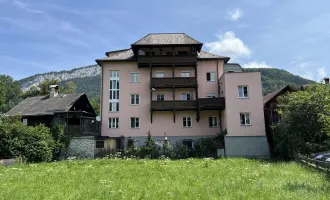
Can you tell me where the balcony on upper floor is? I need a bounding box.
[151,100,197,111]
[137,55,197,67]
[150,98,225,111]
[198,97,225,110]
[151,77,197,88]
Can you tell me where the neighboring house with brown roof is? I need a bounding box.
[6,85,98,137]
[263,85,297,153]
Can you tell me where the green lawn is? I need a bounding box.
[0,158,329,200]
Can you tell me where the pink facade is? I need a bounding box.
[100,61,223,138]
[219,72,266,136]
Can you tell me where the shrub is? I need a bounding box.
[175,144,188,159]
[50,123,70,160]
[0,116,54,162]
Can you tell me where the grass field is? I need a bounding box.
[0,158,329,200]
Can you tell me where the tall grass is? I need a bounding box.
[0,158,329,200]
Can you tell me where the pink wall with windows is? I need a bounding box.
[197,60,224,98]
[220,72,266,136]
[101,61,223,138]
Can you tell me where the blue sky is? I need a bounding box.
[0,0,329,81]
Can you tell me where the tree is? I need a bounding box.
[90,97,100,115]
[21,79,77,98]
[0,75,22,113]
[62,81,76,94]
[274,84,330,160]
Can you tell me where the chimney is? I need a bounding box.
[324,77,330,85]
[49,85,59,98]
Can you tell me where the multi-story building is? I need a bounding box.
[96,33,269,158]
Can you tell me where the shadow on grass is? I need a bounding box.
[284,181,330,193]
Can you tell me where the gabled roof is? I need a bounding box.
[96,49,230,64]
[6,93,86,116]
[263,85,297,105]
[132,33,202,45]
[198,50,230,62]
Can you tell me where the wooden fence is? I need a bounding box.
[297,154,330,172]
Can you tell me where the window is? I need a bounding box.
[238,86,248,98]
[207,93,217,98]
[206,72,216,82]
[96,141,104,148]
[110,70,120,112]
[181,93,193,100]
[22,118,28,126]
[181,71,190,77]
[240,113,251,125]
[183,117,192,128]
[109,102,119,112]
[178,51,188,55]
[130,72,140,83]
[156,93,164,101]
[155,72,164,77]
[208,116,219,127]
[130,117,140,128]
[130,94,140,105]
[110,70,119,78]
[109,118,119,128]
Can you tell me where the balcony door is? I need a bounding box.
[182,93,193,100]
[181,71,190,77]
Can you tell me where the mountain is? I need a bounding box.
[244,68,314,95]
[18,66,313,100]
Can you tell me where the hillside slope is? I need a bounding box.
[18,66,313,100]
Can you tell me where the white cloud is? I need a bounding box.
[12,0,48,15]
[290,57,327,81]
[205,31,252,60]
[317,67,327,80]
[225,8,243,21]
[242,61,272,68]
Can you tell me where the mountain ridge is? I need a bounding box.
[18,65,313,100]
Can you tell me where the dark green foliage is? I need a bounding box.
[0,75,22,113]
[63,75,100,100]
[140,131,157,158]
[90,97,100,115]
[244,68,313,95]
[50,123,70,160]
[274,84,330,160]
[175,144,188,159]
[194,138,217,157]
[0,117,54,162]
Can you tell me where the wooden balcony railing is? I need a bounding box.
[151,100,197,111]
[151,98,225,111]
[151,77,197,88]
[137,55,197,65]
[199,98,225,110]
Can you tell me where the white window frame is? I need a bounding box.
[130,117,140,128]
[130,94,140,105]
[206,72,216,82]
[208,116,219,128]
[109,70,120,112]
[181,93,193,100]
[207,93,217,98]
[130,72,140,83]
[109,102,119,112]
[181,71,191,77]
[109,118,119,129]
[240,113,251,126]
[182,117,192,128]
[238,86,249,99]
[156,93,165,101]
[155,71,165,78]
[22,118,28,126]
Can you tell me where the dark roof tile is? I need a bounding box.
[132,33,202,45]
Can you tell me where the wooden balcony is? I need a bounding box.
[151,77,197,88]
[137,55,197,67]
[151,100,197,111]
[198,98,225,110]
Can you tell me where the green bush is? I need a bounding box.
[0,117,54,162]
[50,123,70,160]
[175,144,188,159]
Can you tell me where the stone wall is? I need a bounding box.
[64,137,95,159]
[225,136,269,158]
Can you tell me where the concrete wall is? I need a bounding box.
[225,136,269,158]
[65,137,95,159]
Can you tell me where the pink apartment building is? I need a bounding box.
[96,33,269,158]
